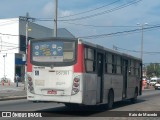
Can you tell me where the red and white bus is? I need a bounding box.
[27,37,142,109]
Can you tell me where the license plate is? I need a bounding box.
[47,90,57,94]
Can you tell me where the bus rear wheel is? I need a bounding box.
[107,90,114,109]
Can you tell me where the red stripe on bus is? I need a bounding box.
[74,44,85,73]
[27,44,32,72]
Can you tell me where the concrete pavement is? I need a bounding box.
[0,82,27,101]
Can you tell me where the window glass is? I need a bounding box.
[112,64,116,73]
[135,62,139,68]
[117,56,121,65]
[63,52,73,60]
[85,47,96,72]
[85,48,87,59]
[112,55,116,64]
[131,68,134,75]
[107,64,112,73]
[32,41,75,62]
[131,60,134,67]
[88,48,94,60]
[117,66,121,74]
[108,53,112,63]
[135,61,140,76]
[135,68,139,75]
[86,60,94,72]
[63,42,74,50]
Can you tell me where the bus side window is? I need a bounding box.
[93,50,96,71]
[128,60,131,75]
[85,47,96,72]
[135,61,140,76]
[105,53,108,73]
[107,53,112,74]
[116,56,122,74]
[112,55,115,73]
[129,60,134,76]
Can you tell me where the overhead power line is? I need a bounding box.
[0,32,19,36]
[0,46,26,52]
[58,0,142,21]
[0,44,18,47]
[114,46,160,55]
[0,41,18,45]
[59,0,120,18]
[0,20,18,26]
[0,22,159,40]
[78,25,160,39]
[60,21,138,28]
[0,47,19,51]
[36,0,142,22]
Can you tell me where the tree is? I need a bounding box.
[146,63,160,78]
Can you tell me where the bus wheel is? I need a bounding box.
[107,90,114,109]
[130,89,138,103]
[65,103,79,109]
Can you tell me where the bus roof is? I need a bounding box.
[79,39,141,62]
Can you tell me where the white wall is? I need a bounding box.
[0,18,19,82]
[0,18,19,53]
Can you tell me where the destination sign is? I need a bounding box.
[32,41,64,62]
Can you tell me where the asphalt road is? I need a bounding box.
[0,89,160,120]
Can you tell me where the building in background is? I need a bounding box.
[0,17,75,83]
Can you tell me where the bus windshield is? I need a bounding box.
[30,38,77,66]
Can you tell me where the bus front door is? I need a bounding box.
[96,53,104,103]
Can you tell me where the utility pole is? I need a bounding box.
[141,25,144,61]
[26,12,29,55]
[137,23,148,61]
[19,13,35,89]
[54,0,58,37]
[25,12,29,90]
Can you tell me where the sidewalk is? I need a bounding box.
[0,82,27,101]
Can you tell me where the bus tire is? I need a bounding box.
[107,90,114,109]
[130,88,138,103]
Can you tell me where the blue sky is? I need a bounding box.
[0,0,160,63]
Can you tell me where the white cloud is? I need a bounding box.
[42,2,54,17]
[59,10,74,17]
[41,3,74,18]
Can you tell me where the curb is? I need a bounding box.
[0,96,27,101]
